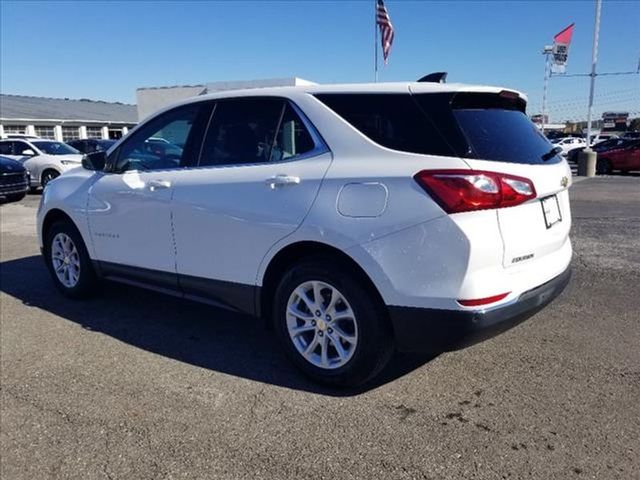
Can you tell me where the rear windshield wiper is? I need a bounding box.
[541,146,563,161]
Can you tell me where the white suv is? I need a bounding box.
[0,138,83,189]
[37,82,572,386]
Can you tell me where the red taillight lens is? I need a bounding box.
[414,169,536,213]
[457,292,510,307]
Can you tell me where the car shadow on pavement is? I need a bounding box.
[0,255,436,396]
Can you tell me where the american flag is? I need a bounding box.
[376,0,395,64]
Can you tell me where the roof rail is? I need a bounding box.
[417,72,447,83]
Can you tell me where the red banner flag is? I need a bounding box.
[554,23,575,45]
[552,23,575,73]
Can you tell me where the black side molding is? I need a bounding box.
[96,261,257,316]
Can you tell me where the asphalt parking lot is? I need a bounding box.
[1,176,639,480]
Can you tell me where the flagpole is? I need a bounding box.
[541,48,551,134]
[374,0,379,82]
[585,0,602,148]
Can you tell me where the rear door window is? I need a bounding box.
[270,104,315,162]
[199,97,284,167]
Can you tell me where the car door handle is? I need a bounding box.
[147,179,172,191]
[265,175,300,189]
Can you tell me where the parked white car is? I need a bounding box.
[589,133,618,146]
[0,138,83,189]
[37,81,572,386]
[551,137,587,157]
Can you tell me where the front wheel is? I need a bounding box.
[41,169,60,188]
[273,258,393,387]
[44,220,98,298]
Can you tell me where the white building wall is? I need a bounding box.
[136,85,206,122]
[135,77,316,121]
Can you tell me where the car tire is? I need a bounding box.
[44,219,98,299]
[273,256,393,387]
[596,158,612,175]
[41,169,60,188]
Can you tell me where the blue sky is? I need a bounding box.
[1,0,638,121]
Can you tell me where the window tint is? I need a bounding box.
[0,142,12,155]
[13,142,33,155]
[314,93,454,157]
[453,109,561,165]
[269,104,315,162]
[199,98,284,167]
[116,104,201,172]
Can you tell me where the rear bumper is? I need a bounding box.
[388,266,572,353]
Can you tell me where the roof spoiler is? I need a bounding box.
[417,72,447,83]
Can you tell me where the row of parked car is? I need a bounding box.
[2,128,639,205]
[549,132,640,174]
[0,135,116,203]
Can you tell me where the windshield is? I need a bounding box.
[32,141,80,155]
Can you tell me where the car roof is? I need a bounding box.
[196,81,524,99]
[156,81,526,111]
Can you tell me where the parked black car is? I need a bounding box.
[66,139,116,154]
[0,155,29,204]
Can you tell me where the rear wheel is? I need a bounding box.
[44,220,98,298]
[273,257,393,387]
[41,169,60,188]
[596,158,612,175]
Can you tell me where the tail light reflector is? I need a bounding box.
[414,169,536,213]
[458,292,510,307]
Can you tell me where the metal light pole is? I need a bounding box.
[585,0,602,148]
[578,0,603,177]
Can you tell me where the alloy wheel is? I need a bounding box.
[286,280,358,369]
[51,232,81,288]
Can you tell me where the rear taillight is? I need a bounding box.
[414,169,536,214]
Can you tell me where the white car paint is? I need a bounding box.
[38,80,572,347]
[0,138,83,188]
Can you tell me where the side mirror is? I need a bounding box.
[82,151,106,171]
[23,149,36,156]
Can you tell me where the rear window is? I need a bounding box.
[454,109,561,164]
[314,93,454,157]
[416,92,561,165]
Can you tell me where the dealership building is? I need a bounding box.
[136,77,316,120]
[0,94,137,141]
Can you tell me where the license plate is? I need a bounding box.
[541,195,562,229]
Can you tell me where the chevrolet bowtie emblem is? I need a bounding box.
[561,176,569,188]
